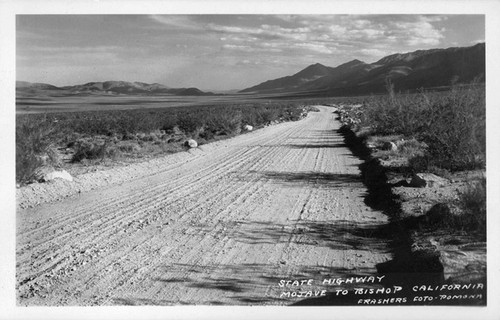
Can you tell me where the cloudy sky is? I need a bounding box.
[16,15,484,91]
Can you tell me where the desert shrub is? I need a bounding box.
[417,85,485,171]
[396,138,426,158]
[117,141,141,153]
[71,113,117,136]
[137,132,156,142]
[205,108,242,136]
[16,153,44,184]
[16,102,309,174]
[415,179,485,237]
[115,115,140,135]
[306,106,321,112]
[241,107,260,127]
[362,91,432,136]
[176,112,205,135]
[71,140,109,162]
[458,177,486,235]
[160,115,178,132]
[259,108,279,124]
[16,115,56,184]
[362,83,485,172]
[283,107,303,121]
[122,132,136,140]
[198,128,215,140]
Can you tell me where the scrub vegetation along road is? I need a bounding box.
[17,106,392,306]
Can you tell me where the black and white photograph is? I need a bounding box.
[1,0,500,319]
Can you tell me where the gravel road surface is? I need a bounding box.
[17,106,391,305]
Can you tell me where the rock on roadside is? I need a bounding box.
[42,170,73,182]
[185,139,198,148]
[381,141,398,151]
[409,173,449,188]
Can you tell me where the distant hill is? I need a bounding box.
[16,80,213,96]
[239,43,485,95]
[16,81,63,91]
[240,63,335,93]
[165,87,209,96]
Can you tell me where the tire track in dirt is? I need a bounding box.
[17,131,291,257]
[18,114,308,254]
[17,116,300,243]
[17,106,393,305]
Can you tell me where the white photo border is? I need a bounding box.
[1,1,499,319]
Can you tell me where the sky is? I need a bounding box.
[16,15,485,91]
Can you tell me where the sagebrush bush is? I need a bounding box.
[19,103,306,139]
[259,108,279,124]
[16,116,55,184]
[414,177,485,236]
[458,177,486,236]
[176,112,205,134]
[117,141,141,153]
[160,116,178,132]
[362,83,485,172]
[396,139,426,157]
[205,108,242,136]
[71,140,110,162]
[17,102,311,181]
[198,128,215,140]
[420,86,485,171]
[16,146,44,184]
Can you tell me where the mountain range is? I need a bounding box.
[16,80,214,96]
[17,43,485,98]
[240,43,485,95]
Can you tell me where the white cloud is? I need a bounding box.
[26,45,124,54]
[222,44,253,51]
[390,17,444,46]
[359,48,388,58]
[151,15,446,58]
[420,15,449,23]
[149,15,201,30]
[222,44,282,53]
[293,43,335,54]
[207,24,261,35]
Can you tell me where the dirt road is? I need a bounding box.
[17,105,392,306]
